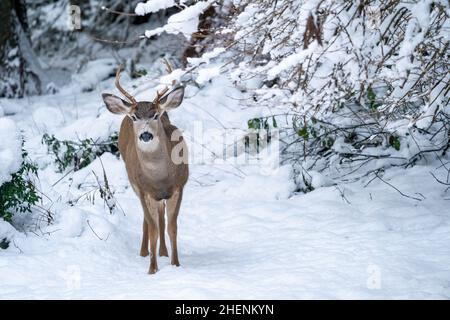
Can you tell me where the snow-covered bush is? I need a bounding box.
[42,133,119,173]
[0,118,22,185]
[140,0,449,185]
[230,0,449,116]
[225,0,449,180]
[0,118,40,222]
[129,0,450,190]
[138,0,215,39]
[0,148,40,222]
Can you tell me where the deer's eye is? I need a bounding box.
[153,114,159,120]
[130,115,138,121]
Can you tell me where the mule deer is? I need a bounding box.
[102,63,188,274]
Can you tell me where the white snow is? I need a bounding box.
[57,208,86,238]
[39,1,73,32]
[32,107,65,132]
[143,1,213,39]
[267,43,319,79]
[0,118,22,185]
[135,0,176,16]
[0,220,17,243]
[159,69,185,86]
[196,66,221,85]
[187,47,225,67]
[71,59,116,92]
[1,61,450,299]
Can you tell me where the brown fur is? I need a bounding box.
[119,111,188,274]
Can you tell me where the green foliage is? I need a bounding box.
[389,135,401,151]
[42,133,119,172]
[367,86,379,110]
[293,117,334,151]
[133,68,148,78]
[247,116,277,130]
[297,127,309,140]
[0,238,9,250]
[246,116,278,152]
[272,116,278,128]
[248,117,266,130]
[321,137,335,149]
[0,147,40,222]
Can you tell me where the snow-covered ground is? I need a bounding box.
[1,63,449,299]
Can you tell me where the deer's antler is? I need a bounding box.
[153,58,176,105]
[162,57,173,74]
[115,65,138,110]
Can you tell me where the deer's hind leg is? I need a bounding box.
[158,201,168,257]
[167,188,183,267]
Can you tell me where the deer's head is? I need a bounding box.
[102,65,184,151]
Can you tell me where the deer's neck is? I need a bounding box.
[136,132,172,181]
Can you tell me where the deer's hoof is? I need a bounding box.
[159,247,169,257]
[171,260,180,267]
[140,250,149,257]
[148,267,158,274]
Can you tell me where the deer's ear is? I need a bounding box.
[102,93,132,114]
[159,86,185,113]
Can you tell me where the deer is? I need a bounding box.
[102,63,188,274]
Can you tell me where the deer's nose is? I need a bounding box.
[139,131,153,142]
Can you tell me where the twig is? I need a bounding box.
[375,173,424,201]
[51,168,74,187]
[334,185,351,204]
[86,219,103,240]
[13,240,23,254]
[101,6,139,16]
[89,35,143,45]
[430,172,450,186]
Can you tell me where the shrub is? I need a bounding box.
[0,238,9,249]
[224,0,450,182]
[0,147,40,222]
[42,133,119,172]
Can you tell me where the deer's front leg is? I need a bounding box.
[144,194,160,274]
[158,201,168,257]
[138,193,150,257]
[167,188,183,267]
[140,218,149,257]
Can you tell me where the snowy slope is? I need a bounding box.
[0,66,449,299]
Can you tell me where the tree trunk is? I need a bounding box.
[0,0,45,98]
